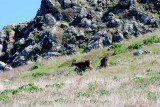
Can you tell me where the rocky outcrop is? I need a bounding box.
[0,61,12,73]
[0,0,160,72]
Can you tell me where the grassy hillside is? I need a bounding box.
[0,31,160,107]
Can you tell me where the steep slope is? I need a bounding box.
[0,31,160,106]
[0,0,160,70]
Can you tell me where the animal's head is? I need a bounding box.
[71,59,77,66]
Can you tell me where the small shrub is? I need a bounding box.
[88,82,96,91]
[77,92,90,98]
[109,0,119,7]
[113,48,126,55]
[146,69,152,73]
[90,99,97,103]
[30,62,44,71]
[128,42,143,49]
[19,83,42,92]
[1,89,20,95]
[110,43,122,49]
[147,91,157,101]
[143,36,160,45]
[46,83,65,88]
[32,72,48,78]
[0,95,10,102]
[135,77,146,83]
[15,41,21,51]
[96,90,110,96]
[62,8,74,22]
[109,60,118,66]
[112,76,118,80]
[52,4,62,12]
[78,42,88,53]
[55,98,65,102]
[66,71,76,76]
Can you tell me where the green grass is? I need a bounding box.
[30,62,44,71]
[32,72,48,78]
[0,31,160,106]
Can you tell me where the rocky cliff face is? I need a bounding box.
[0,0,160,71]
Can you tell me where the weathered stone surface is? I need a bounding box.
[0,61,12,73]
[134,50,143,56]
[45,13,56,25]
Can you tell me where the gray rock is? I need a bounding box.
[19,38,25,45]
[85,37,103,52]
[124,23,133,32]
[44,52,61,59]
[0,44,3,57]
[60,23,69,28]
[141,13,149,24]
[3,79,10,82]
[64,0,72,8]
[119,0,131,7]
[71,0,78,6]
[45,13,56,25]
[77,29,85,37]
[12,55,27,67]
[144,50,151,54]
[21,45,37,56]
[113,32,124,42]
[103,35,112,46]
[81,18,92,27]
[78,7,88,18]
[0,61,12,72]
[134,50,143,56]
[107,19,121,28]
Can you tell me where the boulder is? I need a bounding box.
[64,0,72,8]
[112,32,124,42]
[45,13,56,25]
[134,50,143,56]
[12,55,27,67]
[85,38,103,52]
[78,7,88,18]
[0,61,12,73]
[107,19,122,28]
[44,52,61,59]
[119,0,131,7]
[144,50,151,54]
[81,18,92,27]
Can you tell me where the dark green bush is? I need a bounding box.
[0,95,10,102]
[52,4,62,12]
[128,42,143,49]
[143,36,160,45]
[113,48,126,55]
[30,62,44,71]
[32,72,48,78]
[1,89,20,95]
[19,83,42,92]
[77,92,91,98]
[88,82,96,91]
[96,90,110,96]
[45,83,65,88]
[110,43,122,49]
[109,60,118,66]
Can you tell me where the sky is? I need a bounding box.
[0,0,41,30]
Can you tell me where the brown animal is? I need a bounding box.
[100,53,110,68]
[72,59,93,75]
